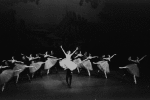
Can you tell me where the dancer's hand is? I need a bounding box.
[76,47,78,50]
[93,62,96,64]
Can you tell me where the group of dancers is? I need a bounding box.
[0,45,147,91]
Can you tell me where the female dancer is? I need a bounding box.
[44,51,61,74]
[93,54,116,79]
[59,45,78,88]
[119,55,147,84]
[81,53,98,76]
[73,51,83,74]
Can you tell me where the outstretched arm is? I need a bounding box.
[88,55,98,59]
[119,66,127,69]
[128,56,138,63]
[60,45,66,56]
[71,47,78,56]
[110,54,116,59]
[93,62,99,64]
[138,55,147,62]
[74,51,83,58]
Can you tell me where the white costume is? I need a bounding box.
[44,57,59,74]
[96,61,110,73]
[0,69,22,91]
[29,61,44,73]
[59,46,78,71]
[119,55,146,84]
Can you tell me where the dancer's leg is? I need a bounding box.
[47,69,50,75]
[87,69,90,76]
[16,75,20,83]
[69,74,72,87]
[70,71,72,84]
[133,75,137,84]
[66,70,69,85]
[2,83,6,92]
[77,67,80,73]
[104,71,107,79]
[32,73,34,78]
[27,74,31,82]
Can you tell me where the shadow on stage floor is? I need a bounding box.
[0,70,150,100]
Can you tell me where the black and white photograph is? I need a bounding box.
[0,0,149,100]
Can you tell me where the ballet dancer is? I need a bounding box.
[119,55,147,84]
[93,54,116,79]
[59,45,78,88]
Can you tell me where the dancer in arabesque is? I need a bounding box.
[119,55,147,84]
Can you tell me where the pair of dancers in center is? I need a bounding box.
[60,45,78,88]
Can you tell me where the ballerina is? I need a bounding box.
[59,45,78,87]
[0,68,22,92]
[44,51,62,75]
[59,45,78,70]
[80,53,98,76]
[73,51,83,73]
[119,55,147,84]
[8,56,24,66]
[93,54,116,79]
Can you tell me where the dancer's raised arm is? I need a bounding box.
[138,55,147,62]
[110,54,116,59]
[71,47,78,56]
[60,45,67,56]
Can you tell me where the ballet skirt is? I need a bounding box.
[13,63,26,76]
[59,58,77,71]
[82,59,93,71]
[96,60,110,73]
[44,58,58,70]
[29,61,44,73]
[125,64,139,77]
[0,69,14,85]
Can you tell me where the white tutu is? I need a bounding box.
[0,69,14,85]
[44,58,58,70]
[73,58,81,64]
[126,64,139,77]
[13,63,26,76]
[82,60,93,71]
[29,62,44,73]
[73,58,82,68]
[59,59,77,71]
[59,59,67,69]
[96,61,110,73]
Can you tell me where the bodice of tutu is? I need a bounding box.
[66,55,72,61]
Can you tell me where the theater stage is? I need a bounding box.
[0,70,150,100]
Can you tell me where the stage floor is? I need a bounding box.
[0,70,150,100]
